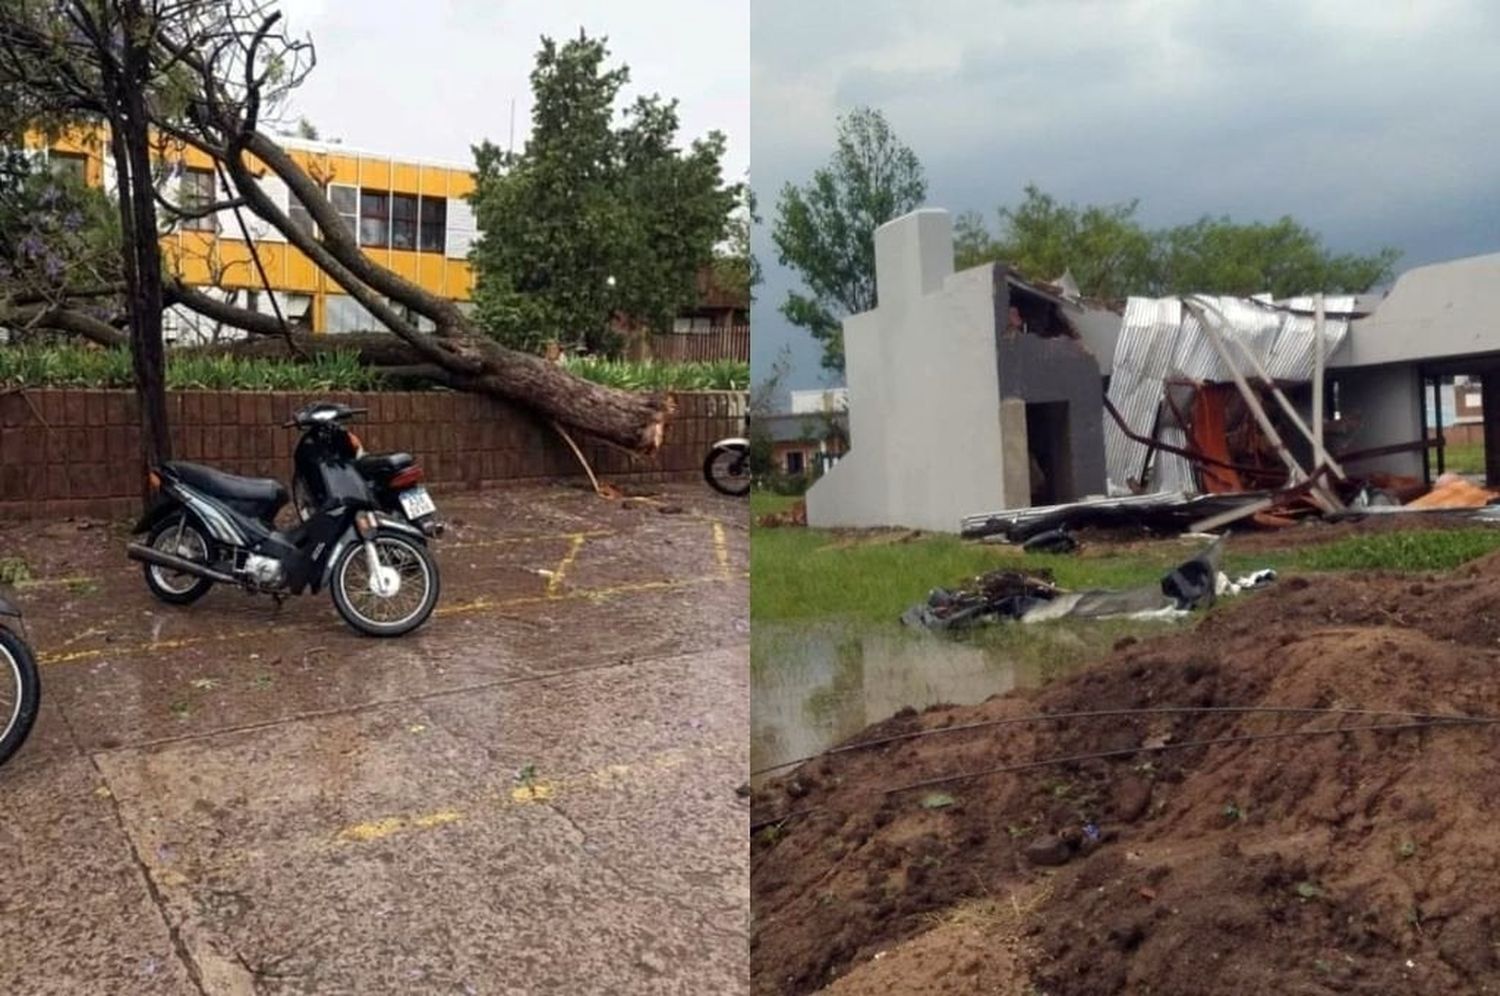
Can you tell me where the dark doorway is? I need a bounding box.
[1025,401,1074,505]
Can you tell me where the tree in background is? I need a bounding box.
[469,33,738,356]
[712,183,758,305]
[773,107,926,376]
[958,184,1399,300]
[954,185,1154,299]
[0,152,123,338]
[747,343,789,479]
[1152,215,1399,299]
[0,0,202,487]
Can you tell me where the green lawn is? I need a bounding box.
[751,522,1500,624]
[1442,440,1487,476]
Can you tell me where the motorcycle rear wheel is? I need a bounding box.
[704,444,751,497]
[143,513,215,605]
[0,627,40,768]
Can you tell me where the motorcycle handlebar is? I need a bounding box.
[283,407,370,428]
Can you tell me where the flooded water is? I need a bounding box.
[751,621,1062,780]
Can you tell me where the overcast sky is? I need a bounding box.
[752,0,1500,393]
[273,0,748,177]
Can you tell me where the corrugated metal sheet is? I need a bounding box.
[1104,295,1356,494]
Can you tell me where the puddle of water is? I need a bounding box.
[751,621,1062,781]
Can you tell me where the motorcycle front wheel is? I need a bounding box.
[330,534,440,637]
[703,444,751,497]
[0,627,40,768]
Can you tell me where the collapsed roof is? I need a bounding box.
[1104,294,1363,496]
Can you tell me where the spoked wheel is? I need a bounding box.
[143,513,215,605]
[0,628,40,768]
[704,444,751,497]
[330,534,440,637]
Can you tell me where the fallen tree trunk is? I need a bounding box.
[172,285,672,452]
[217,330,674,452]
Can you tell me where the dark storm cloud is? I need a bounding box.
[752,0,1500,390]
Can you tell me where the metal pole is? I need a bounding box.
[1313,293,1325,468]
[1434,376,1447,475]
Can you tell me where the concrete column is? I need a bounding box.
[1000,398,1031,509]
[1483,372,1500,486]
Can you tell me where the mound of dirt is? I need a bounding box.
[752,550,1500,995]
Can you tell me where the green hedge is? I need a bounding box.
[0,344,749,393]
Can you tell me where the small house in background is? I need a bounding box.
[618,265,750,363]
[758,412,848,478]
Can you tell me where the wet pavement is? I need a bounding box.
[0,483,749,995]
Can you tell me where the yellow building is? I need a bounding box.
[41,130,478,341]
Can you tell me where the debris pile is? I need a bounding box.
[901,540,1273,629]
[757,499,808,528]
[752,549,1500,995]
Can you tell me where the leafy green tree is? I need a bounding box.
[712,183,758,305]
[955,185,1155,299]
[469,33,738,355]
[773,107,926,375]
[959,185,1399,299]
[0,152,123,322]
[1153,215,1399,299]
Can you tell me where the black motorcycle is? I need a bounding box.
[0,592,39,767]
[288,402,442,537]
[126,458,440,637]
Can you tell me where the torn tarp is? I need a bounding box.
[902,540,1273,630]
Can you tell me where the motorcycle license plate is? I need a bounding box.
[399,486,436,519]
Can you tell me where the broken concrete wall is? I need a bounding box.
[994,276,1108,502]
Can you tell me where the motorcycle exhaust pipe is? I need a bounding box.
[126,543,237,584]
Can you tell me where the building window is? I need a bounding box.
[180,167,218,232]
[390,193,418,250]
[329,184,358,240]
[785,451,804,476]
[360,189,389,247]
[326,293,378,334]
[288,191,317,239]
[673,316,713,334]
[49,152,87,185]
[419,196,446,253]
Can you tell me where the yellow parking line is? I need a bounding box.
[13,574,99,590]
[37,573,745,666]
[546,533,588,598]
[331,748,699,846]
[448,529,613,551]
[41,628,265,665]
[712,521,730,578]
[337,809,463,843]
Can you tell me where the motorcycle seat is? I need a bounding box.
[355,452,415,479]
[165,461,288,515]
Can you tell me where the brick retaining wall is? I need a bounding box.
[0,388,745,519]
